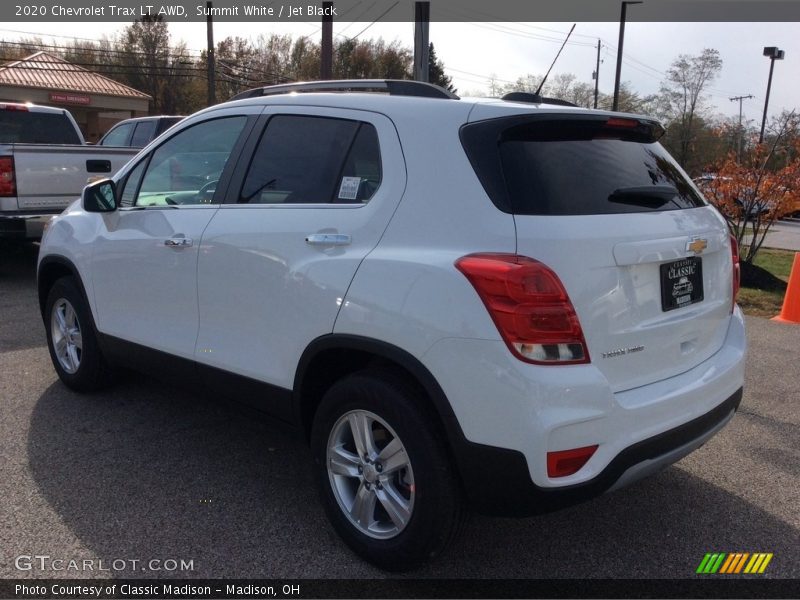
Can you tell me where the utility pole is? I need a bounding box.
[593,39,601,109]
[206,1,215,106]
[320,1,333,80]
[729,94,753,161]
[759,46,785,144]
[413,1,430,82]
[612,1,642,111]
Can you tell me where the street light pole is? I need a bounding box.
[612,1,642,111]
[759,46,785,144]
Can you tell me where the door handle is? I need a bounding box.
[164,237,193,247]
[305,233,351,246]
[86,159,111,173]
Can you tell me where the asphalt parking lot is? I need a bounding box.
[0,242,798,581]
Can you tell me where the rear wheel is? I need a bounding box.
[311,369,463,571]
[44,276,114,391]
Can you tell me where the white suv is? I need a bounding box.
[38,80,745,571]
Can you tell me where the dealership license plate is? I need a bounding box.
[660,257,703,311]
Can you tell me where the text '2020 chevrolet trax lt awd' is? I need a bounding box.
[38,80,745,571]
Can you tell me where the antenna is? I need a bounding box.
[534,24,576,97]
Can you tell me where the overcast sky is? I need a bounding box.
[2,20,796,124]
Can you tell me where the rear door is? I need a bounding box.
[194,107,405,406]
[462,112,735,393]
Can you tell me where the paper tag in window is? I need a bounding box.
[337,177,361,200]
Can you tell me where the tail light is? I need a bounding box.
[0,156,16,197]
[455,253,589,365]
[730,234,740,312]
[547,445,598,478]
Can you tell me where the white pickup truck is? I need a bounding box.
[0,103,138,240]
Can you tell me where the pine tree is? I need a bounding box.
[427,43,455,93]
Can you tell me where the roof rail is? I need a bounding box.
[230,79,459,101]
[501,92,578,108]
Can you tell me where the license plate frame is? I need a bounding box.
[660,256,703,312]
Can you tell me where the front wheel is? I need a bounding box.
[44,276,114,392]
[311,369,463,571]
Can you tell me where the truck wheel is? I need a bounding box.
[311,369,463,571]
[44,276,114,392]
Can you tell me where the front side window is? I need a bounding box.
[118,160,146,207]
[239,115,381,205]
[133,116,247,207]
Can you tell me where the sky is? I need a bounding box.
[1,20,797,124]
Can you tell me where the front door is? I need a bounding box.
[90,111,253,359]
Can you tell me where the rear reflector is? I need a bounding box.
[547,445,598,478]
[0,156,16,197]
[456,253,589,364]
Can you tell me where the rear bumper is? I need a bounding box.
[453,387,741,516]
[424,306,746,516]
[0,212,56,239]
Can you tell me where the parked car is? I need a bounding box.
[0,103,138,240]
[97,115,184,148]
[37,80,745,570]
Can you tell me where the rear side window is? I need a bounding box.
[0,111,81,144]
[130,121,157,147]
[99,122,134,146]
[239,115,381,204]
[461,116,705,215]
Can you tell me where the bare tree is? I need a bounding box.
[657,48,722,169]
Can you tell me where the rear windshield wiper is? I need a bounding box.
[608,185,679,208]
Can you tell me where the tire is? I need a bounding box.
[311,368,463,571]
[44,276,115,392]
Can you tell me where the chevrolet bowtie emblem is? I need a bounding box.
[687,238,708,254]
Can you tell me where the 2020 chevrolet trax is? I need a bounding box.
[38,80,745,570]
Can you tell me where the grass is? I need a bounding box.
[738,248,797,317]
[751,248,796,280]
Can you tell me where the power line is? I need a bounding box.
[0,38,198,61]
[350,1,401,41]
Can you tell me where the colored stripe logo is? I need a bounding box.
[696,552,773,574]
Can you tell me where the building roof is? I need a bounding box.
[0,51,151,100]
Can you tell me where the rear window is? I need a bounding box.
[0,110,81,144]
[461,115,706,215]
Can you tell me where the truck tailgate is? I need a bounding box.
[10,145,137,210]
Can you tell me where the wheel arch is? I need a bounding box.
[294,335,465,448]
[38,255,90,319]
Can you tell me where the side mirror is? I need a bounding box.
[83,179,117,212]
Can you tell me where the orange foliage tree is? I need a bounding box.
[700,114,800,264]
